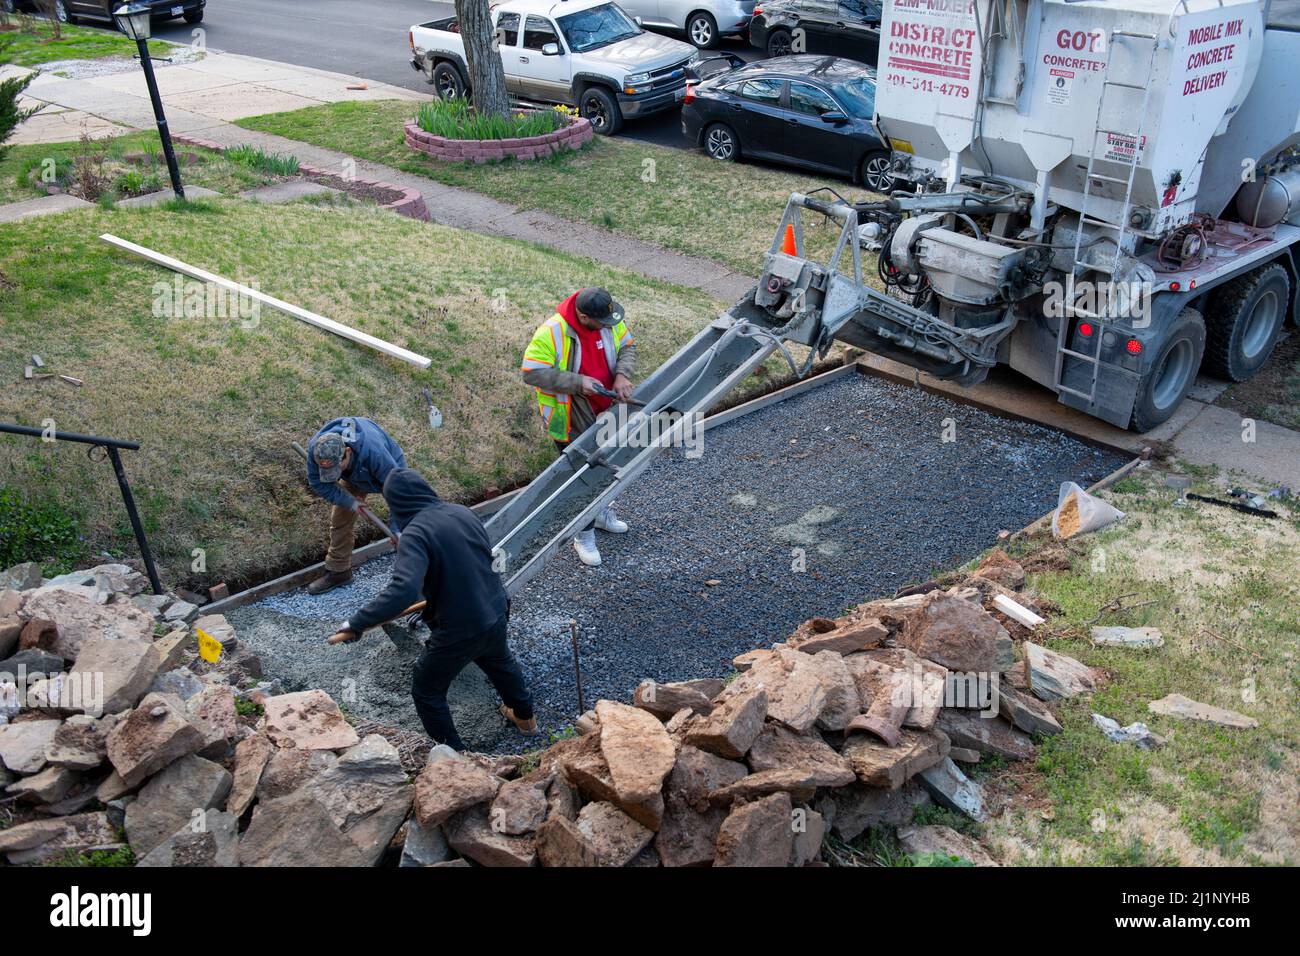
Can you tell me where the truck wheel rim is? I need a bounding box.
[56,0,67,20]
[437,74,459,98]
[1241,289,1279,359]
[584,97,608,130]
[690,19,713,45]
[707,128,734,159]
[1152,338,1194,410]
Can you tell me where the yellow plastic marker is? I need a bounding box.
[196,627,223,664]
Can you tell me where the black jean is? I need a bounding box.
[410,610,533,751]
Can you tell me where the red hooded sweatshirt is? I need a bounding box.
[558,291,614,415]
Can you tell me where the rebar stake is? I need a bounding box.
[570,618,584,714]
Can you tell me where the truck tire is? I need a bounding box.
[687,12,720,49]
[1130,307,1205,432]
[579,86,623,136]
[183,9,203,23]
[767,28,793,58]
[431,62,466,100]
[1203,262,1290,381]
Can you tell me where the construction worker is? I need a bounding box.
[521,287,636,567]
[326,468,537,750]
[305,416,406,594]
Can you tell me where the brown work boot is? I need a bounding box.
[307,569,353,595]
[499,704,540,736]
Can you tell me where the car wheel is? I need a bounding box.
[1204,262,1290,381]
[431,62,466,100]
[767,28,793,58]
[183,9,203,23]
[860,151,895,193]
[687,12,719,49]
[1,0,17,14]
[703,122,738,161]
[54,0,74,23]
[580,86,623,136]
[1131,308,1205,432]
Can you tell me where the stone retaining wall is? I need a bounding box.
[403,116,593,164]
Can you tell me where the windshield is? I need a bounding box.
[557,4,641,53]
[831,77,875,119]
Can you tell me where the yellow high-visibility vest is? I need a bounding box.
[521,313,632,442]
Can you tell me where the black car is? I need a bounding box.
[3,0,205,26]
[681,55,894,190]
[748,0,880,64]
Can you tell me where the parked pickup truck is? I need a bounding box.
[409,0,703,135]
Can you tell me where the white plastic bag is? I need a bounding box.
[1052,481,1125,539]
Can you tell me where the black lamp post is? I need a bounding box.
[113,2,185,200]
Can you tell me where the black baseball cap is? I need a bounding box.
[574,287,624,328]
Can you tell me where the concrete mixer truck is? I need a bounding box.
[746,0,1300,430]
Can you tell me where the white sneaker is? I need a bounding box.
[573,529,602,566]
[594,509,628,534]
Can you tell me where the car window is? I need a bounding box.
[830,76,875,118]
[739,78,784,105]
[788,82,839,116]
[556,3,641,53]
[837,0,882,21]
[522,15,560,51]
[496,12,521,47]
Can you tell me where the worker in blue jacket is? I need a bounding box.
[305,417,406,594]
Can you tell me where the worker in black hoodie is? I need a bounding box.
[326,468,537,750]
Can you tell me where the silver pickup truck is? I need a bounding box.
[409,0,710,135]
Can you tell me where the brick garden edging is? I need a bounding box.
[173,134,431,222]
[403,116,593,164]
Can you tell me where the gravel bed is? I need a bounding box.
[228,373,1126,752]
[36,47,207,81]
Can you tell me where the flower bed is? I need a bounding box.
[404,116,593,164]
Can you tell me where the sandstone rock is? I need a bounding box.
[667,745,748,812]
[263,690,359,751]
[189,684,238,755]
[847,648,948,730]
[596,700,676,804]
[106,692,207,787]
[400,816,452,867]
[790,807,825,866]
[414,752,499,826]
[149,667,205,702]
[0,648,63,679]
[0,588,22,617]
[256,747,335,802]
[561,733,663,830]
[1024,642,1097,701]
[789,617,888,656]
[0,719,60,773]
[972,549,1025,590]
[490,772,551,835]
[732,649,770,672]
[1147,693,1258,729]
[714,792,794,867]
[654,745,745,867]
[340,786,414,867]
[163,600,198,624]
[950,746,981,762]
[935,708,1034,761]
[709,767,818,806]
[192,613,237,650]
[153,630,190,672]
[227,732,274,816]
[96,771,134,802]
[240,792,367,867]
[747,723,855,787]
[893,592,1008,673]
[842,728,950,789]
[536,814,602,867]
[898,824,998,866]
[633,680,712,719]
[18,618,58,653]
[683,688,767,759]
[0,561,42,591]
[803,649,861,731]
[21,589,155,661]
[6,764,80,803]
[817,780,930,840]
[0,810,116,865]
[137,809,239,867]
[45,714,113,770]
[575,801,654,866]
[574,709,600,735]
[444,804,536,866]
[546,773,579,822]
[663,707,696,738]
[998,679,1063,736]
[729,646,826,732]
[0,615,21,659]
[125,753,232,856]
[917,756,986,821]
[299,734,410,857]
[70,636,160,715]
[847,666,911,747]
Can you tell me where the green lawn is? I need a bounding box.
[0,19,176,67]
[0,196,725,588]
[236,99,884,276]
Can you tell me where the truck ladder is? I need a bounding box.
[1054,26,1161,405]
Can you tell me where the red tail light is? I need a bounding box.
[754,6,764,14]
[1126,338,1143,355]
[1078,322,1094,338]
[684,82,696,105]
[408,30,414,52]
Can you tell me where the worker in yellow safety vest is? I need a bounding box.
[520,287,637,567]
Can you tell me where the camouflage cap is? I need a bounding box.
[313,432,346,483]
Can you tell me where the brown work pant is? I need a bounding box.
[324,480,364,572]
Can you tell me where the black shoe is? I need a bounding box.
[307,569,353,595]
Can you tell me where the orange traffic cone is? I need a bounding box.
[781,223,797,256]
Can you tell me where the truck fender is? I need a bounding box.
[571,72,621,101]
[429,51,471,89]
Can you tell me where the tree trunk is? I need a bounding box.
[454,0,510,119]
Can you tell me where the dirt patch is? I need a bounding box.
[1216,332,1300,430]
[307,172,404,206]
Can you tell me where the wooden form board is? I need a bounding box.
[100,233,432,369]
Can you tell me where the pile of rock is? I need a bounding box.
[0,549,1098,867]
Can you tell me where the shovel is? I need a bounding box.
[422,388,443,430]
